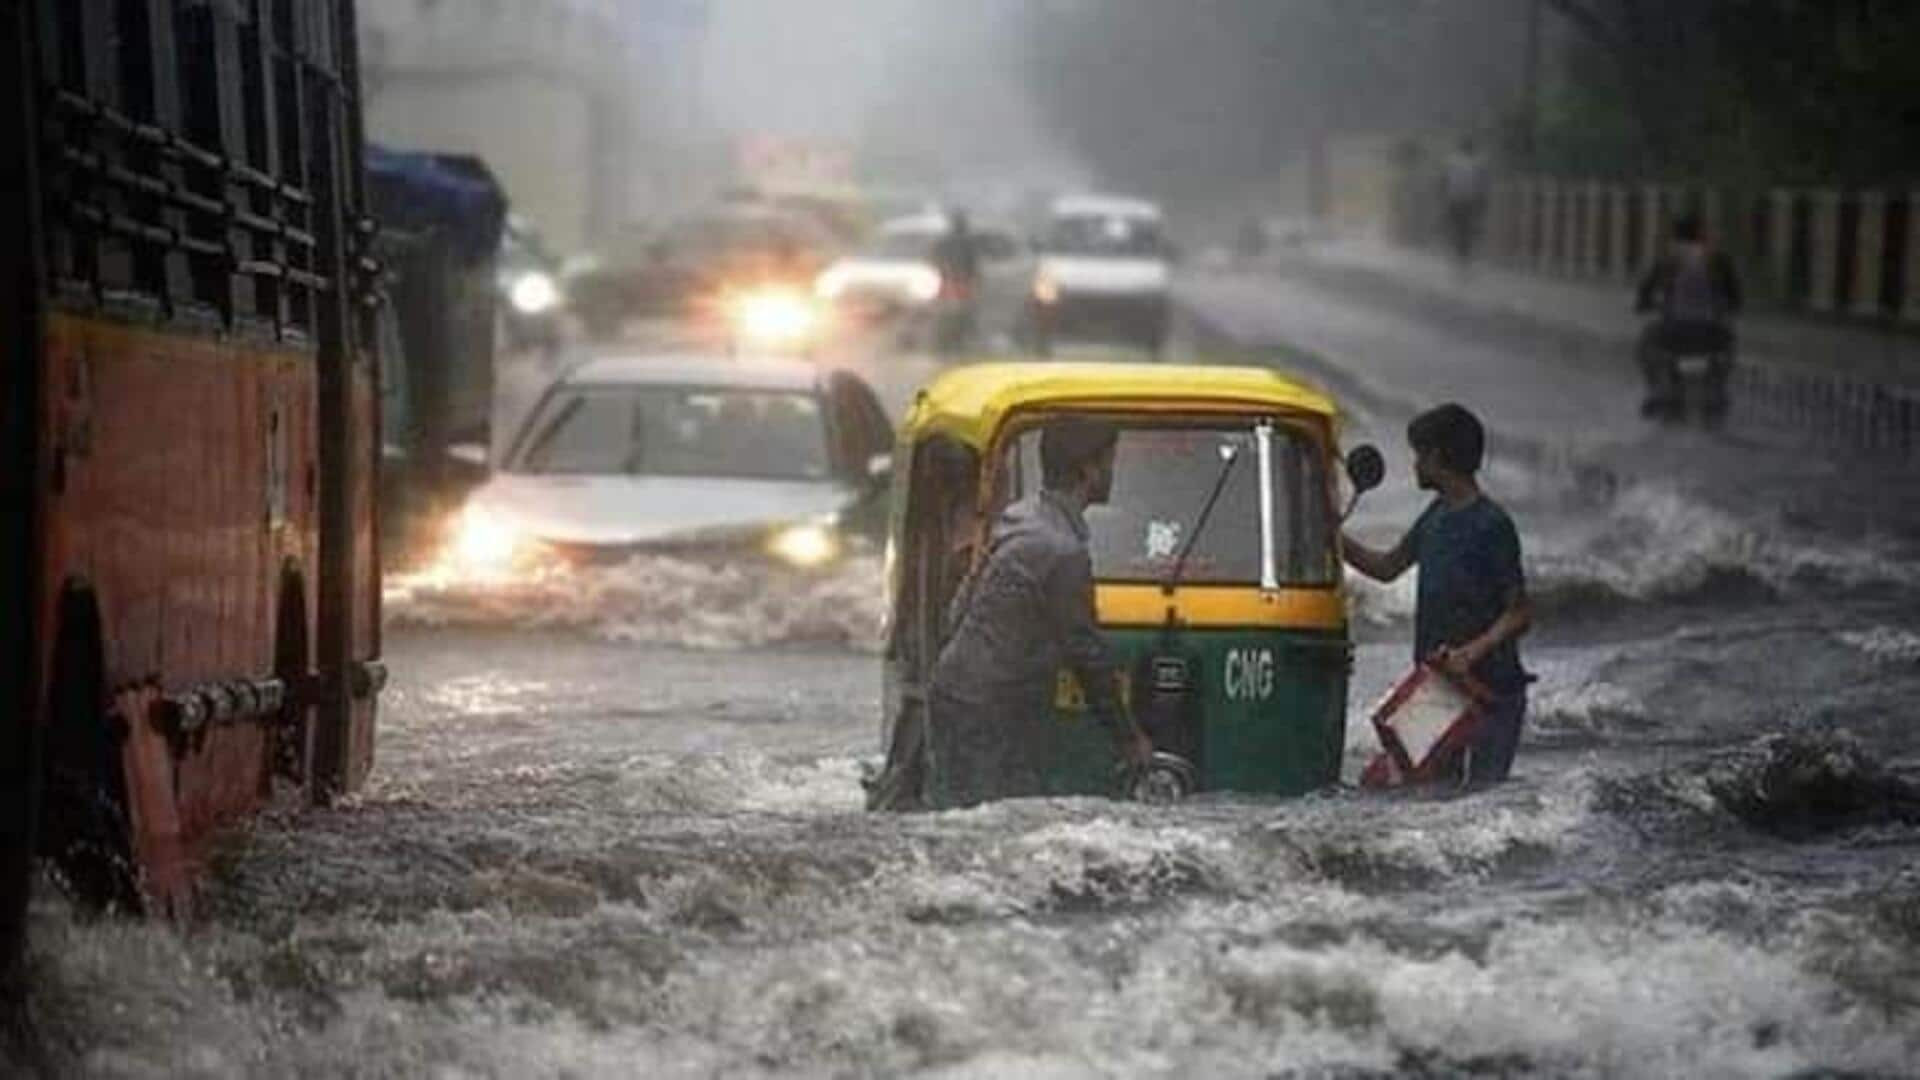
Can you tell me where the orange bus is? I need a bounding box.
[2,0,383,977]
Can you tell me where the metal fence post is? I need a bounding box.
[1768,189,1795,304]
[1852,191,1887,317]
[1578,181,1600,278]
[1607,185,1630,281]
[1537,179,1559,273]
[1808,189,1841,312]
[1903,190,1920,324]
[1639,184,1665,275]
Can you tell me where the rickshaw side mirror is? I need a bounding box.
[1345,444,1385,494]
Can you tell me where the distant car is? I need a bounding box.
[567,205,837,339]
[1024,194,1173,356]
[813,213,948,316]
[816,211,1029,347]
[449,351,895,574]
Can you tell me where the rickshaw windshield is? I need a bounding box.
[1002,419,1336,586]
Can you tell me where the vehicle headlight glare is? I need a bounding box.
[510,272,560,315]
[767,523,839,568]
[454,505,520,572]
[1033,275,1060,305]
[908,267,941,303]
[734,288,820,349]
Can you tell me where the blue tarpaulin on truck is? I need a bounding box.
[365,145,508,263]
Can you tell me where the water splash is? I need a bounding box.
[384,554,887,652]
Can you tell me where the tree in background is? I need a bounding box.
[1016,0,1920,203]
[1539,0,1920,184]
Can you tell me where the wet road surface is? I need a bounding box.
[12,276,1920,1078]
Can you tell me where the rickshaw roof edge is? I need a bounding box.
[902,361,1341,449]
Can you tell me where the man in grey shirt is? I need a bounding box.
[928,417,1154,807]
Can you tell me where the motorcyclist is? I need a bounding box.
[1635,214,1743,420]
[929,210,983,353]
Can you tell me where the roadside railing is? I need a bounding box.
[1480,180,1919,323]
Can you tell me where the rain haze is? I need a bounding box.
[5,2,1920,1078]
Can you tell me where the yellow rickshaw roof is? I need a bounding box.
[901,361,1340,450]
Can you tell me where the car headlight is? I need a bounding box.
[733,287,821,351]
[509,271,560,315]
[1033,274,1060,305]
[453,504,521,574]
[907,266,942,303]
[766,522,840,568]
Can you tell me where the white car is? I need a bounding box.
[1025,194,1173,356]
[813,213,948,314]
[814,211,1027,331]
[451,351,895,574]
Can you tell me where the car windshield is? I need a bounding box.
[515,386,830,481]
[1005,421,1334,586]
[1044,214,1166,257]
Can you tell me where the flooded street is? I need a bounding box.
[16,284,1920,1079]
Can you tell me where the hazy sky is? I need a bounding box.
[697,0,1078,191]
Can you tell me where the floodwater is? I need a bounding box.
[10,276,1920,1079]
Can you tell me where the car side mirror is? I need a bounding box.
[1345,444,1384,494]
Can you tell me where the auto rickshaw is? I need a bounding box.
[869,362,1383,810]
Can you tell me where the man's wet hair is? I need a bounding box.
[1407,403,1485,476]
[1041,417,1119,488]
[1671,214,1704,243]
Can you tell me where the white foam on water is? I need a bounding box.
[23,786,1919,1079]
[1530,679,1652,738]
[1316,773,1599,882]
[884,812,1258,923]
[1529,479,1920,607]
[383,554,888,652]
[1836,625,1920,665]
[611,752,867,817]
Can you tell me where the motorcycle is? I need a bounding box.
[1637,318,1734,426]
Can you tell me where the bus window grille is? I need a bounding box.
[28,0,362,335]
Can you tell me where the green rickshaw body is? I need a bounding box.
[876,361,1355,808]
[1042,626,1349,798]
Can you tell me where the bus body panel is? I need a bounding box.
[40,313,321,903]
[7,0,382,922]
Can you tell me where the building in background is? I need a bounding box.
[358,0,710,253]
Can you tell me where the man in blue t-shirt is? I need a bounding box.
[1342,404,1533,784]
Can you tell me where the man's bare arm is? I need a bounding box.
[1341,529,1414,583]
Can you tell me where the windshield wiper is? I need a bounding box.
[1162,440,1241,596]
